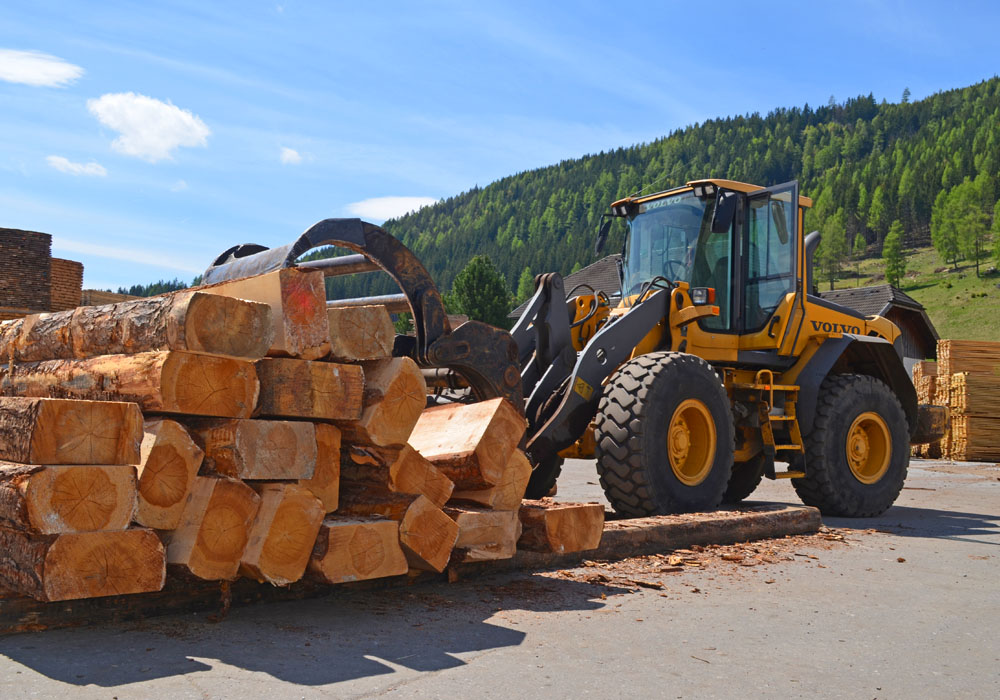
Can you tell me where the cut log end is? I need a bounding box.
[326,305,395,362]
[182,292,274,359]
[399,496,459,573]
[240,483,324,586]
[298,423,341,512]
[517,500,604,554]
[308,517,409,584]
[135,419,203,530]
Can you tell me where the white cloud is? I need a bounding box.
[0,49,84,87]
[170,179,188,192]
[86,92,210,163]
[46,155,107,177]
[53,237,202,274]
[346,196,437,221]
[280,147,302,164]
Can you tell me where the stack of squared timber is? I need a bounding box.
[910,361,941,458]
[940,339,1000,462]
[0,264,603,614]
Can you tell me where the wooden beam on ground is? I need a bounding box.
[297,423,340,512]
[163,476,260,580]
[338,358,426,447]
[254,357,363,421]
[340,444,454,507]
[134,419,204,530]
[517,500,604,554]
[187,418,317,480]
[240,483,325,586]
[451,449,532,510]
[308,517,408,584]
[326,305,395,362]
[0,291,273,363]
[1,352,259,418]
[444,506,521,563]
[0,462,137,534]
[408,398,526,490]
[0,397,142,465]
[198,268,331,360]
[0,527,165,601]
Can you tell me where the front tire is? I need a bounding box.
[792,374,908,517]
[595,352,734,516]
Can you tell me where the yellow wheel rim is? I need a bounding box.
[846,411,891,484]
[667,399,717,486]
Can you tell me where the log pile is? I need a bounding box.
[911,340,1000,462]
[0,272,606,609]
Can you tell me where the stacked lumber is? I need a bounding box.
[0,397,166,601]
[910,361,941,458]
[921,340,1000,462]
[0,270,607,612]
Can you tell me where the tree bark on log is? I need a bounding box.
[0,397,142,465]
[326,305,394,362]
[517,500,604,554]
[0,462,137,534]
[450,449,532,511]
[187,418,317,480]
[308,517,408,584]
[254,357,363,421]
[444,506,521,563]
[0,291,273,363]
[340,444,454,507]
[197,268,331,360]
[1,352,259,418]
[163,476,260,580]
[134,419,204,530]
[408,398,526,490]
[239,483,325,586]
[0,527,165,602]
[297,423,340,512]
[337,358,426,447]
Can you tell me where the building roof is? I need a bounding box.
[819,284,925,317]
[509,254,622,318]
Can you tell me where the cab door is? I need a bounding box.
[738,181,801,353]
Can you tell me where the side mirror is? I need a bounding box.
[595,217,612,254]
[711,190,738,234]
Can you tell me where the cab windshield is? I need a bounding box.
[622,190,732,329]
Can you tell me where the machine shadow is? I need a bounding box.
[825,504,1000,545]
[0,573,630,688]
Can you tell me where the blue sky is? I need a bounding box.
[2,1,999,290]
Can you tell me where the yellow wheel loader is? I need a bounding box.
[203,178,945,519]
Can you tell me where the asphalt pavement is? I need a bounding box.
[1,458,997,699]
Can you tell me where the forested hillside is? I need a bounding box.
[338,78,998,300]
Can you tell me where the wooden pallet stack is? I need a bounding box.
[0,266,605,606]
[942,339,1000,462]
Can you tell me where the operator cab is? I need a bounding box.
[608,180,802,336]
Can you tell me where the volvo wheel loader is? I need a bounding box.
[203,178,945,519]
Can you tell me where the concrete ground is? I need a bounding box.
[1,458,997,699]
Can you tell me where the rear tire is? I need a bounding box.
[595,352,734,516]
[723,452,766,504]
[792,374,908,517]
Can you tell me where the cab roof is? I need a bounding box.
[612,178,814,209]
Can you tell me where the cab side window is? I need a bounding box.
[745,194,795,330]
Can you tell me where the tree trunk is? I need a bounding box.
[450,449,532,511]
[408,398,526,490]
[517,500,604,553]
[254,357,363,421]
[0,291,273,363]
[326,305,395,362]
[239,483,325,586]
[1,352,260,418]
[186,418,317,480]
[444,506,521,563]
[297,423,340,512]
[0,462,137,534]
[340,444,454,507]
[0,396,142,465]
[308,517,408,584]
[0,527,165,601]
[163,476,260,580]
[197,268,331,360]
[134,419,204,530]
[337,358,427,447]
